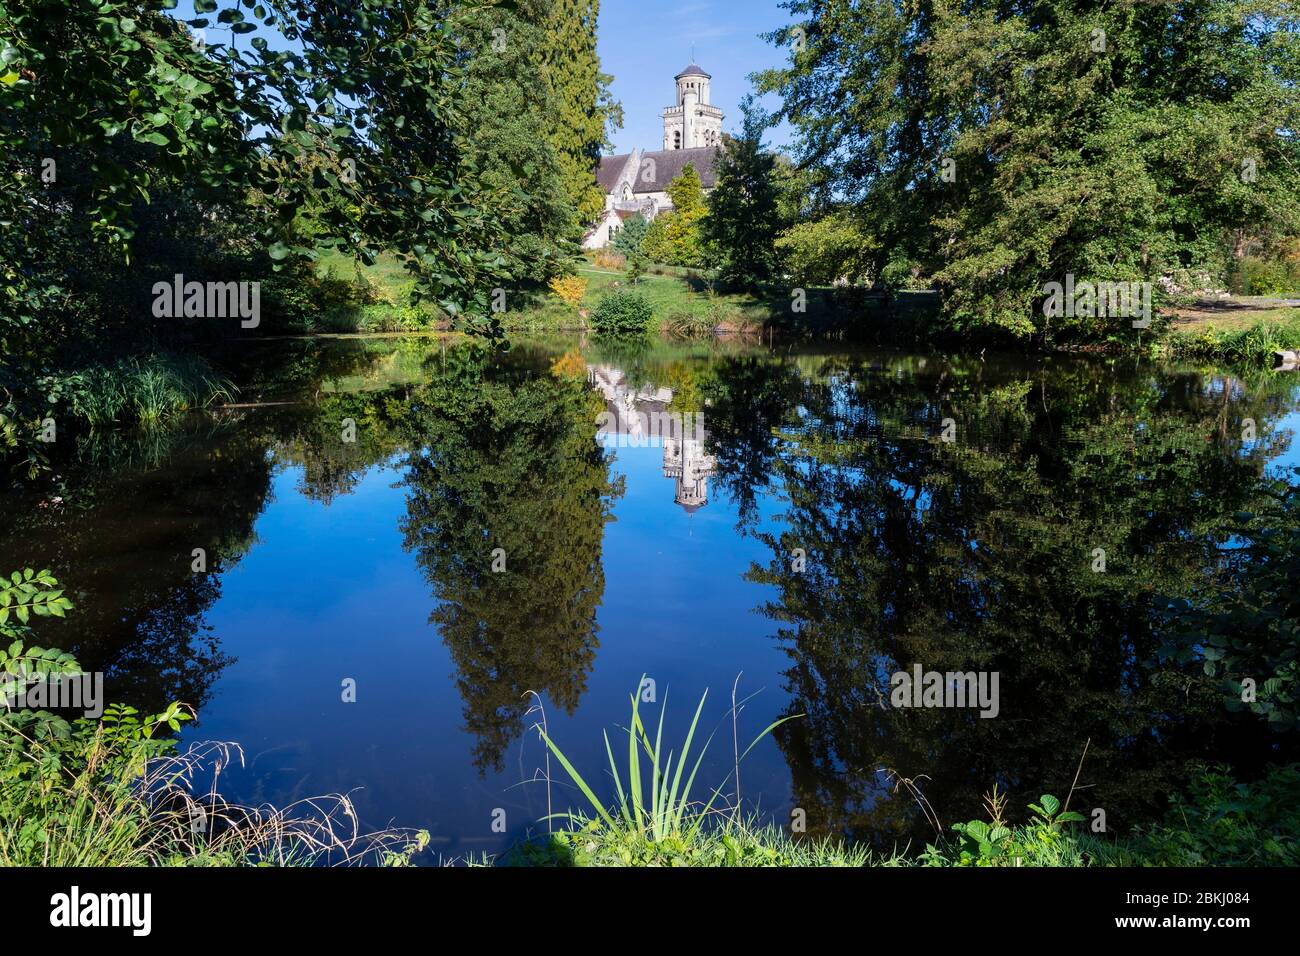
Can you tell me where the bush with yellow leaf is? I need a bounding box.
[549,276,588,308]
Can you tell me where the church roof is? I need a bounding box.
[676,63,710,78]
[596,153,634,191]
[633,147,720,193]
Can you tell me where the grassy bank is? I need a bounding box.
[2,354,238,480]
[311,250,777,336]
[1163,310,1300,362]
[313,251,1300,361]
[498,678,1300,868]
[60,354,237,429]
[0,568,425,867]
[500,763,1300,868]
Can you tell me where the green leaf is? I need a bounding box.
[963,819,991,842]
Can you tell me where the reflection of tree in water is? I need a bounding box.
[707,353,1300,846]
[699,356,804,529]
[0,421,278,717]
[0,339,419,720]
[276,391,406,504]
[398,346,623,773]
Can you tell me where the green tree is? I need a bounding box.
[0,0,515,329]
[775,213,877,286]
[0,0,532,473]
[533,0,623,226]
[612,213,649,257]
[450,1,579,286]
[705,101,784,285]
[642,164,709,267]
[758,0,1300,339]
[0,1,255,352]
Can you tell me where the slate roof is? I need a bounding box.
[595,153,633,191]
[676,63,710,78]
[632,147,720,193]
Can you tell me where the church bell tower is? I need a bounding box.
[662,62,723,150]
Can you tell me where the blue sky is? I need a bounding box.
[598,0,796,154]
[165,0,797,154]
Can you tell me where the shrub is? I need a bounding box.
[1232,256,1300,296]
[1121,764,1300,866]
[921,788,1087,867]
[593,250,626,270]
[590,291,653,337]
[626,250,645,285]
[548,275,588,309]
[611,213,649,259]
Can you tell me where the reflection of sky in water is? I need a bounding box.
[10,340,1298,860]
[1268,406,1300,478]
[186,443,793,858]
[179,360,1300,857]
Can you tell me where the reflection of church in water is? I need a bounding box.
[587,364,717,511]
[660,437,714,512]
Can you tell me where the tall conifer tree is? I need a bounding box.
[532,0,622,226]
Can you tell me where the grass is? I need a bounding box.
[507,814,872,867]
[312,251,783,336]
[0,728,427,867]
[64,353,236,428]
[0,570,428,867]
[535,677,795,843]
[504,677,1300,868]
[1163,309,1300,362]
[1160,292,1300,361]
[498,765,1300,868]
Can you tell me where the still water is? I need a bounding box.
[4,336,1299,858]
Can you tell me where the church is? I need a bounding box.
[583,63,724,250]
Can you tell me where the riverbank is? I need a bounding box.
[12,636,1290,868]
[313,251,1300,361]
[1163,304,1300,363]
[502,763,1300,866]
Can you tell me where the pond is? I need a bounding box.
[4,335,1299,859]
